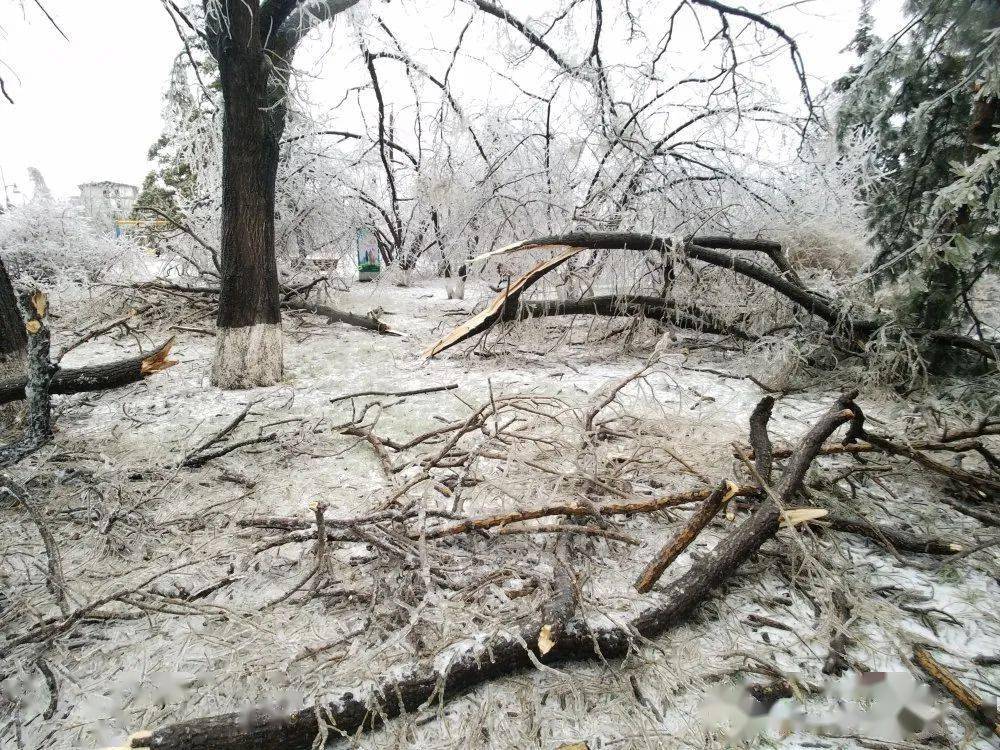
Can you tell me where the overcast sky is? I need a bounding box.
[1,1,901,201]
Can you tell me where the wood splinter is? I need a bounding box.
[140,337,178,375]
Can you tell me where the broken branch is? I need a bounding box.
[0,337,177,407]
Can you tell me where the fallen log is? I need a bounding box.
[822,513,964,555]
[0,337,176,407]
[131,393,856,750]
[516,295,750,339]
[284,294,397,336]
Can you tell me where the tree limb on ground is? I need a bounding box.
[0,338,176,408]
[130,393,856,750]
[425,233,999,359]
[329,383,458,405]
[633,479,736,593]
[913,645,1000,738]
[283,293,397,336]
[821,513,964,556]
[516,295,751,340]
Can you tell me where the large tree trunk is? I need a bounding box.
[211,13,285,390]
[0,254,27,426]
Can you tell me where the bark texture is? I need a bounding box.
[0,254,27,425]
[211,5,285,388]
[0,290,55,466]
[633,480,731,593]
[206,0,363,387]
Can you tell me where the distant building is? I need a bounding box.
[76,181,139,228]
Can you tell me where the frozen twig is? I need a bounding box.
[330,383,458,404]
[0,474,68,615]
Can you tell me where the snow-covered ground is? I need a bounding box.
[2,278,998,749]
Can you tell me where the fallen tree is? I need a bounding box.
[517,295,750,339]
[0,337,177,407]
[424,233,999,361]
[130,392,856,750]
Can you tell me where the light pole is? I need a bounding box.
[0,167,22,211]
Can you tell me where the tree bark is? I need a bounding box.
[0,290,54,466]
[0,254,27,425]
[211,7,285,389]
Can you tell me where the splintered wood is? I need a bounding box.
[139,337,178,375]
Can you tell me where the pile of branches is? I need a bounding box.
[126,278,395,336]
[3,321,998,748]
[58,374,993,749]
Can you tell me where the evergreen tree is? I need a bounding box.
[134,43,219,221]
[835,0,999,367]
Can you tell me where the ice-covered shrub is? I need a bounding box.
[0,200,135,293]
